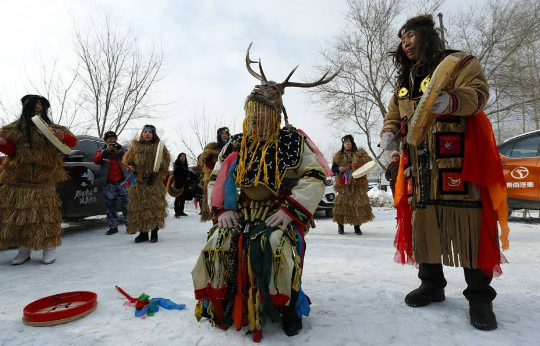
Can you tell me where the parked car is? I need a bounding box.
[56,135,111,220]
[317,177,336,217]
[498,129,540,212]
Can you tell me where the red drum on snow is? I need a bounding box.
[22,291,98,326]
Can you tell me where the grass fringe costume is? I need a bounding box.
[0,123,76,250]
[123,140,170,234]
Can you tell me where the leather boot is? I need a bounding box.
[405,284,445,307]
[469,301,497,331]
[282,305,302,336]
[354,225,362,235]
[135,232,149,243]
[338,224,344,234]
[150,228,159,243]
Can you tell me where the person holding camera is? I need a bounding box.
[93,131,129,235]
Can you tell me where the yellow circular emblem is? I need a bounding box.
[398,87,408,97]
[420,76,430,93]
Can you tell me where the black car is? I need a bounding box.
[57,135,113,220]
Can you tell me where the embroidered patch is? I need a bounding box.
[435,133,464,158]
[222,129,304,194]
[419,76,430,93]
[439,169,468,195]
[400,117,408,136]
[406,177,414,197]
[403,147,410,167]
[398,87,408,97]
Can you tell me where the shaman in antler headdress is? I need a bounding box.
[192,43,339,341]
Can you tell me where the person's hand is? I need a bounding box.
[265,209,293,230]
[380,132,394,150]
[217,210,239,228]
[431,91,450,114]
[106,142,115,152]
[339,166,346,173]
[52,129,65,141]
[128,165,135,172]
[0,137,6,146]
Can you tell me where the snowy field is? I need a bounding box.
[1,200,539,346]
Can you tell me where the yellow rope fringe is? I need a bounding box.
[235,100,282,189]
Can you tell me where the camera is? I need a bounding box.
[107,142,122,150]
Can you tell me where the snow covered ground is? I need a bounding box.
[1,202,539,346]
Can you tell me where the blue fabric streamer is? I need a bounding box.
[134,298,186,317]
[121,171,137,188]
[223,159,238,210]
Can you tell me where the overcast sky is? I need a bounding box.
[0,0,472,159]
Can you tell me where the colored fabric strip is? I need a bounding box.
[211,151,238,209]
[393,150,414,265]
[462,110,509,277]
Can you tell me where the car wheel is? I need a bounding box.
[325,209,334,217]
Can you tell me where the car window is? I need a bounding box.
[509,135,540,158]
[75,140,102,162]
[498,142,513,157]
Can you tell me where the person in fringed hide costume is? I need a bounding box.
[191,43,338,342]
[123,125,171,243]
[381,15,510,330]
[198,127,229,222]
[0,95,77,265]
[331,134,374,235]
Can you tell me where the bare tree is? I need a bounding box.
[448,0,540,140]
[173,109,238,164]
[310,0,403,169]
[313,0,540,167]
[22,54,90,132]
[73,12,164,138]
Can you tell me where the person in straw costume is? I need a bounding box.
[331,134,374,235]
[0,94,77,265]
[123,124,170,243]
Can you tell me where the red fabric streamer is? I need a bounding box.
[462,111,510,277]
[393,151,414,265]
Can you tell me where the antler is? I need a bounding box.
[246,43,268,83]
[280,65,342,89]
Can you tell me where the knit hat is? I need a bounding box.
[391,151,400,157]
[103,131,117,141]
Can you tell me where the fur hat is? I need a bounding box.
[391,151,400,157]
